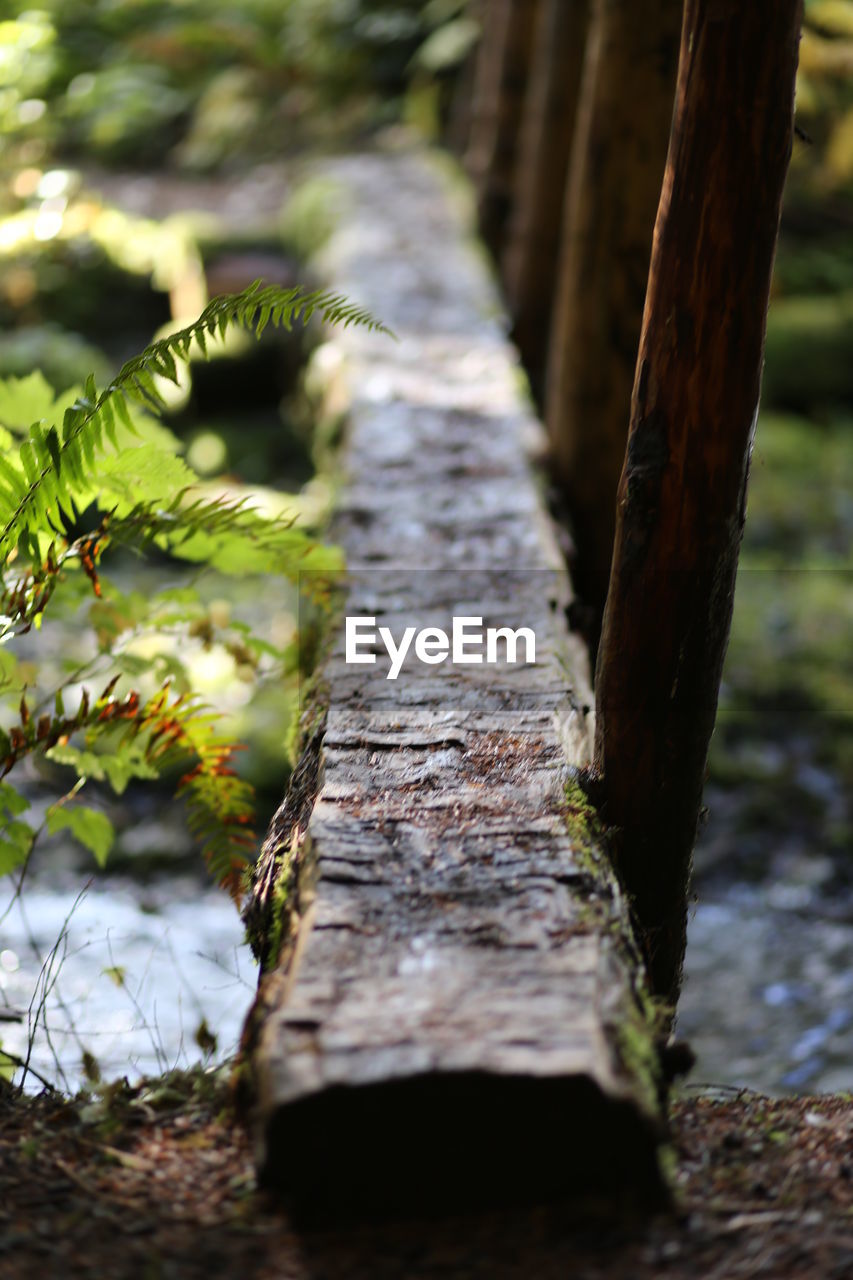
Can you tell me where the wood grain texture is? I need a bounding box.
[502,0,588,405]
[465,0,541,261]
[545,0,682,619]
[595,0,803,1002]
[246,148,667,1212]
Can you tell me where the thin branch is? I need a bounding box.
[1,1046,57,1094]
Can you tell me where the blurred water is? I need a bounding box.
[680,886,853,1094]
[3,868,851,1096]
[0,874,253,1092]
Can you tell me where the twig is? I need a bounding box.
[20,883,91,1091]
[0,1046,56,1093]
[108,930,170,1074]
[0,778,87,929]
[194,944,254,991]
[53,1154,103,1200]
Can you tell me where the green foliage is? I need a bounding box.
[0,1,473,180]
[62,64,191,165]
[792,3,853,198]
[0,281,385,562]
[0,281,382,898]
[0,11,56,201]
[707,412,853,866]
[764,292,853,411]
[413,2,479,74]
[0,781,32,875]
[277,178,343,262]
[0,327,112,395]
[0,190,196,353]
[47,804,114,868]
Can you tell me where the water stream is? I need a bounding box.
[2,857,851,1096]
[0,871,252,1091]
[680,889,853,1095]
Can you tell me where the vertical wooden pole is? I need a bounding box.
[594,0,803,1002]
[465,0,541,261]
[545,0,683,625]
[443,0,485,157]
[502,0,589,406]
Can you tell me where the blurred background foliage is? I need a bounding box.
[0,0,850,885]
[704,0,853,891]
[0,0,473,184]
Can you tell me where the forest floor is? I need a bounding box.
[1,1072,851,1279]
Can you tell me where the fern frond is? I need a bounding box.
[0,279,378,899]
[1,493,341,649]
[0,282,388,559]
[0,675,257,899]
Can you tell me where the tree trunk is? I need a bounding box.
[545,0,682,625]
[465,0,541,261]
[242,150,669,1216]
[594,0,803,1003]
[502,0,589,406]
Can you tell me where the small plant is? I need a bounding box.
[0,280,384,898]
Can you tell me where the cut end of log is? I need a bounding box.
[258,1071,670,1219]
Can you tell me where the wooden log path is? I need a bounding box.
[243,145,669,1214]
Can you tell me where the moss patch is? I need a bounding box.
[561,777,672,1161]
[561,774,611,880]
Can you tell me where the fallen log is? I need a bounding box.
[242,146,670,1215]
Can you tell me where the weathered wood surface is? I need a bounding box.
[246,146,667,1212]
[502,0,588,405]
[595,0,803,1002]
[464,0,541,261]
[545,0,682,624]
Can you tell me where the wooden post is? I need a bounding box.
[502,0,589,406]
[443,0,484,157]
[545,0,682,626]
[465,0,541,261]
[594,0,803,1002]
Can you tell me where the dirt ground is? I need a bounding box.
[1,1073,852,1279]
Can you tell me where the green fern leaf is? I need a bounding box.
[47,804,115,868]
[0,282,387,560]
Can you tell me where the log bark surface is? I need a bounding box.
[595,0,803,1002]
[246,146,666,1212]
